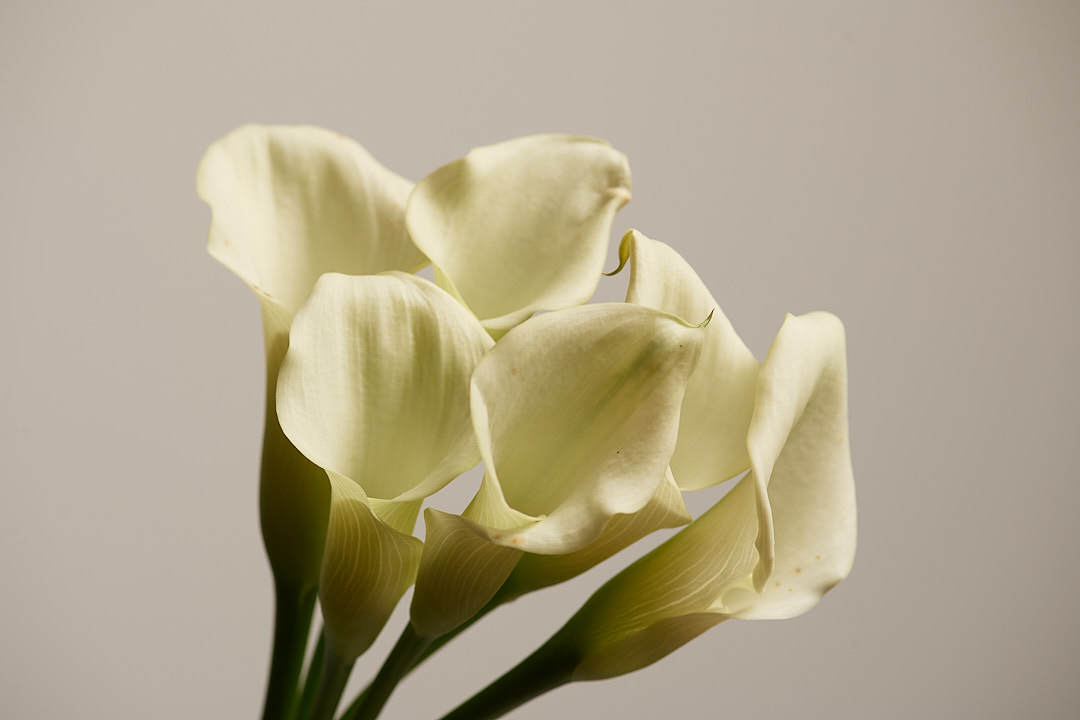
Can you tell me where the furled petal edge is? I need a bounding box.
[725,312,856,619]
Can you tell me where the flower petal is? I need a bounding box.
[410,509,523,639]
[409,469,691,637]
[563,474,759,680]
[615,230,759,490]
[406,135,631,335]
[319,472,423,661]
[500,467,691,598]
[465,303,706,554]
[277,272,494,523]
[198,124,426,316]
[724,311,856,618]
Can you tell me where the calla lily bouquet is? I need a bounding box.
[198,125,857,720]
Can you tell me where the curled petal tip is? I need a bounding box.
[607,186,632,206]
[603,255,629,277]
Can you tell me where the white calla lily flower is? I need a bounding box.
[276,272,493,661]
[197,124,425,589]
[410,303,706,638]
[406,135,632,337]
[553,311,856,680]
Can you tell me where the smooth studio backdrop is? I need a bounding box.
[2,2,1078,718]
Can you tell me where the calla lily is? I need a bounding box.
[275,272,494,662]
[197,123,426,590]
[613,230,760,491]
[550,311,857,680]
[421,232,762,614]
[410,303,706,639]
[405,135,632,337]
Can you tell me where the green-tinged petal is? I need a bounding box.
[276,272,494,520]
[500,468,691,599]
[563,474,759,680]
[406,135,631,335]
[257,299,330,589]
[369,498,425,537]
[320,472,423,661]
[725,312,856,618]
[198,124,426,316]
[615,230,759,491]
[466,303,705,554]
[410,509,524,639]
[575,614,726,681]
[543,311,854,679]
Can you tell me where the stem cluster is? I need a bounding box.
[260,589,578,720]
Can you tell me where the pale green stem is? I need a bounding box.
[337,592,505,720]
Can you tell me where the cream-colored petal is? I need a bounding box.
[466,303,706,554]
[723,312,856,619]
[198,124,426,316]
[615,230,759,490]
[319,472,423,661]
[276,272,493,514]
[500,468,690,599]
[410,509,523,639]
[405,135,631,335]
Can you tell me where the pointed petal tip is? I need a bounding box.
[604,230,637,277]
[603,255,629,277]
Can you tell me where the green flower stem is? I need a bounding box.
[437,638,580,720]
[351,624,432,720]
[338,591,505,720]
[262,582,319,720]
[295,630,325,720]
[335,687,368,720]
[307,642,356,720]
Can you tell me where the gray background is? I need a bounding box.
[2,1,1078,718]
